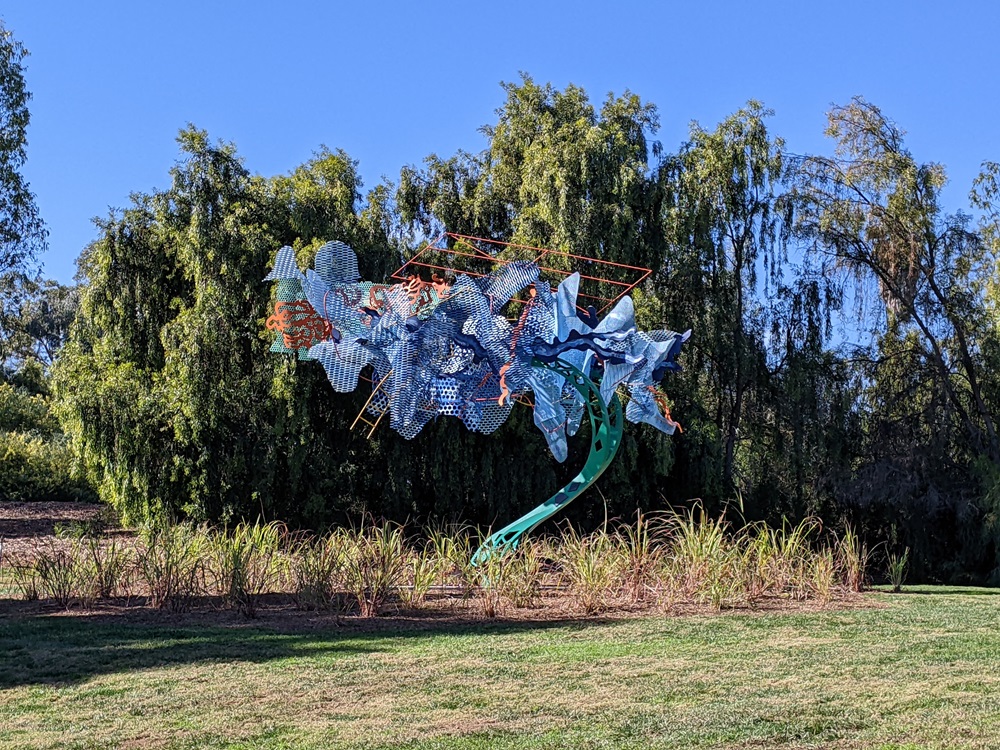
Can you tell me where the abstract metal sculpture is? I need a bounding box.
[265,234,689,562]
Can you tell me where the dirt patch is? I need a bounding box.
[0,586,876,636]
[0,501,104,538]
[0,501,108,558]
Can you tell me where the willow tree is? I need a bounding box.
[54,128,396,524]
[0,20,46,368]
[654,103,792,512]
[797,99,998,463]
[795,98,1000,579]
[400,75,662,266]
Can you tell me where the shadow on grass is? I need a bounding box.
[0,597,620,689]
[869,585,1000,596]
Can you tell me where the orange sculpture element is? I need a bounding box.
[647,386,683,433]
[402,274,452,314]
[266,300,333,350]
[498,288,537,406]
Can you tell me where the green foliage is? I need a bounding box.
[15,280,78,365]
[0,381,57,434]
[795,97,1000,581]
[0,431,93,502]
[54,129,393,525]
[0,364,95,502]
[83,535,131,599]
[0,20,46,363]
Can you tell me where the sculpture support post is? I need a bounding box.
[472,359,624,565]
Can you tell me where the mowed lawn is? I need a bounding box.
[1,591,999,749]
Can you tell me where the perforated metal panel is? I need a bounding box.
[265,240,690,456]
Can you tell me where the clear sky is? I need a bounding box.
[3,0,999,284]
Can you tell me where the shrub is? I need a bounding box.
[0,432,96,502]
[54,520,132,600]
[0,382,59,434]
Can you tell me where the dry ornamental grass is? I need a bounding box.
[1,503,868,620]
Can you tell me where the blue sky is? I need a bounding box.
[4,1,999,284]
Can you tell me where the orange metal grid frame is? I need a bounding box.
[390,232,652,314]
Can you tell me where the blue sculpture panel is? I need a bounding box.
[265,241,688,461]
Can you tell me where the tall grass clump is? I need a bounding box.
[82,535,131,599]
[400,536,446,608]
[55,523,132,601]
[615,512,667,602]
[427,524,478,598]
[207,521,283,618]
[136,523,206,611]
[557,526,621,614]
[473,547,511,618]
[500,539,543,609]
[473,539,544,617]
[658,510,834,609]
[2,542,40,601]
[887,547,910,592]
[287,532,347,611]
[9,560,40,601]
[33,540,83,609]
[809,546,837,603]
[836,525,869,592]
[668,507,740,609]
[341,522,407,617]
[768,518,820,600]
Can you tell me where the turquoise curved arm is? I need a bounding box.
[472,358,623,565]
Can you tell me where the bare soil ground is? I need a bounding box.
[0,500,104,538]
[0,501,106,556]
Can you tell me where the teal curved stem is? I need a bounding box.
[472,358,623,565]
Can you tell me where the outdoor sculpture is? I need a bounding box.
[265,234,689,561]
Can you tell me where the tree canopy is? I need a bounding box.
[0,20,45,370]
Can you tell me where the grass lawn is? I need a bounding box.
[1,591,999,749]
